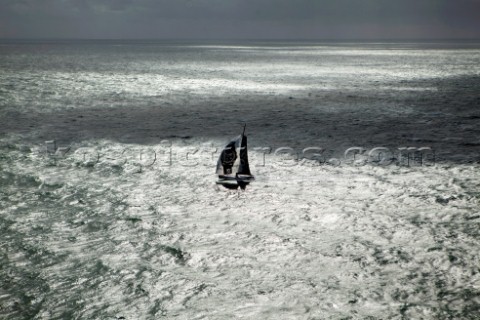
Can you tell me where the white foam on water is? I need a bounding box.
[1,138,479,319]
[1,42,479,319]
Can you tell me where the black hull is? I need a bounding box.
[216,175,253,190]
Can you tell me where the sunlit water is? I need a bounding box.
[1,41,479,319]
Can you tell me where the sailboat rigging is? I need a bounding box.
[216,124,254,190]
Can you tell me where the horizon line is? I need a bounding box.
[1,37,480,42]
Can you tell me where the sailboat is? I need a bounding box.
[216,124,254,190]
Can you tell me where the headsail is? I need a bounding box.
[216,135,242,176]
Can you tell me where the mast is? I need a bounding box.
[238,123,251,176]
[240,123,246,147]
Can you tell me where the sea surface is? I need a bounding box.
[0,40,479,319]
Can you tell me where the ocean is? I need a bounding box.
[1,40,479,319]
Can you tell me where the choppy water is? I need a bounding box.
[1,40,479,113]
[1,41,479,319]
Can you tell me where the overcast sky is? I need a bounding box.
[1,0,479,39]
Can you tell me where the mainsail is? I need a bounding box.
[216,125,254,189]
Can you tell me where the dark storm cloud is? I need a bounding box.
[1,0,479,39]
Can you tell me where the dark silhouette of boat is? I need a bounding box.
[216,124,254,190]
